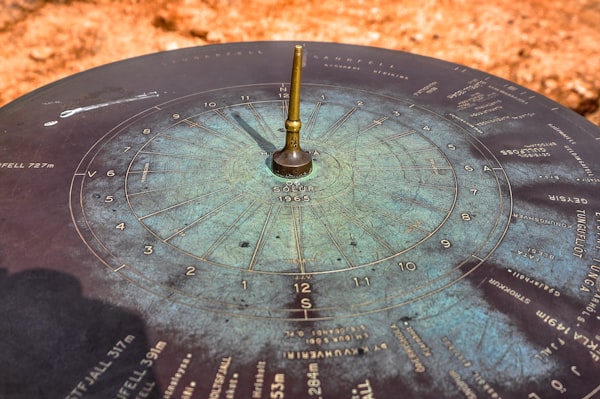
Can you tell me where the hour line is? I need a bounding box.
[392,193,452,214]
[415,182,457,192]
[164,193,244,242]
[181,118,202,129]
[157,133,200,146]
[330,116,390,146]
[310,205,354,269]
[356,165,453,173]
[361,129,417,149]
[127,178,222,197]
[330,198,397,255]
[186,119,242,148]
[213,109,249,136]
[321,107,358,143]
[291,206,306,274]
[248,205,282,272]
[202,199,258,260]
[127,167,208,176]
[247,102,277,142]
[280,99,287,125]
[158,133,239,157]
[406,147,439,155]
[139,150,225,163]
[139,186,228,220]
[365,204,430,235]
[354,116,390,137]
[303,101,324,140]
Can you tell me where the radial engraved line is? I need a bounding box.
[356,165,453,173]
[361,204,431,235]
[303,101,323,140]
[248,205,282,271]
[202,199,258,259]
[127,177,222,197]
[159,130,202,146]
[213,109,252,137]
[138,186,228,220]
[404,147,443,155]
[156,133,239,157]
[280,99,287,125]
[247,102,278,141]
[138,150,228,163]
[391,193,452,214]
[183,118,243,148]
[309,205,354,269]
[330,198,397,255]
[360,129,418,149]
[411,181,456,192]
[164,193,245,242]
[330,116,390,146]
[128,167,207,175]
[476,318,491,351]
[361,116,389,132]
[321,107,358,143]
[291,206,306,274]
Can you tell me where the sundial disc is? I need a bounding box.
[1,41,599,398]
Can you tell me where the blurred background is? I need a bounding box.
[1,0,599,125]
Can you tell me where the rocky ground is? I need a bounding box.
[1,0,599,125]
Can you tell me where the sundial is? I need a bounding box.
[1,41,599,398]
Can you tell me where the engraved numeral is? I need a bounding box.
[115,222,126,231]
[441,239,452,249]
[143,245,153,255]
[278,195,310,202]
[398,262,417,271]
[185,266,196,276]
[294,282,312,293]
[353,276,370,287]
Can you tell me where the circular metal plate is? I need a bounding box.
[1,41,599,398]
